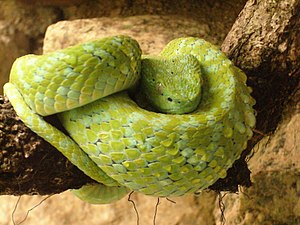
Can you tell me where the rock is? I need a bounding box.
[0,1,61,38]
[0,0,62,94]
[16,0,84,6]
[0,21,30,94]
[43,16,211,54]
[0,191,217,225]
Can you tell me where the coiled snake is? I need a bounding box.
[4,36,255,204]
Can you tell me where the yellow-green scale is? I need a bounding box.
[6,35,256,202]
[58,38,255,197]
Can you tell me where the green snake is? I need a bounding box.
[3,35,256,204]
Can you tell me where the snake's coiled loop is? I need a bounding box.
[4,36,255,203]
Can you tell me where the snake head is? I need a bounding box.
[140,54,202,114]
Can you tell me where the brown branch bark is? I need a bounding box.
[0,96,94,195]
[1,0,299,196]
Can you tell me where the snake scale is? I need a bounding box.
[4,35,256,204]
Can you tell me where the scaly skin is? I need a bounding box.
[3,35,255,204]
[141,54,202,114]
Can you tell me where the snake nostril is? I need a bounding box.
[167,97,173,102]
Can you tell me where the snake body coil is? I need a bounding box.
[4,36,255,204]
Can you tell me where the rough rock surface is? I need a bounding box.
[0,21,30,95]
[43,16,211,54]
[0,191,217,225]
[0,0,62,94]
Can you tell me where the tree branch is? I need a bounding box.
[0,96,94,195]
[222,0,300,134]
[1,0,299,196]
